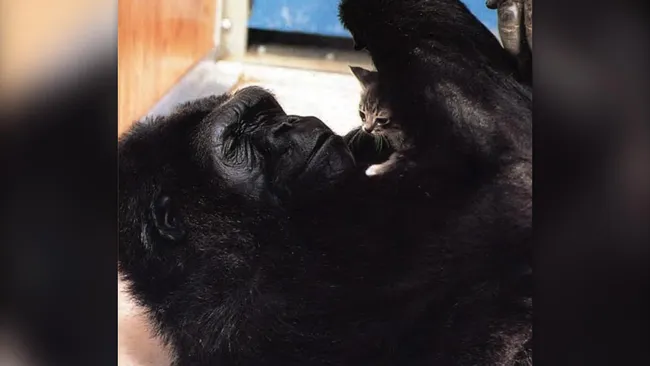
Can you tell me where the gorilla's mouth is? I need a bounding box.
[306,133,337,165]
[297,132,351,181]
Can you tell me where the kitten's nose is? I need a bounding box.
[362,125,373,133]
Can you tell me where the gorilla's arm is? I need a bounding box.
[339,0,532,169]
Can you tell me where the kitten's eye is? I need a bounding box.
[376,118,389,126]
[359,110,366,120]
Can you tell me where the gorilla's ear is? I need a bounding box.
[349,66,377,89]
[151,195,186,242]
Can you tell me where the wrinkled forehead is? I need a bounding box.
[117,94,233,191]
[118,87,292,190]
[119,87,285,154]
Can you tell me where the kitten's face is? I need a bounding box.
[350,66,396,136]
[359,91,391,135]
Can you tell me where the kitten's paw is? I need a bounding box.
[365,164,386,177]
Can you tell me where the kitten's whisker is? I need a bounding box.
[374,134,387,152]
[382,135,390,151]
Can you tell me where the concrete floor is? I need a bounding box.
[146,56,365,136]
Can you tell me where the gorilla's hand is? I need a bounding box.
[485,0,533,84]
[486,0,533,52]
[486,0,533,83]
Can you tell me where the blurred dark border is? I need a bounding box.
[535,0,650,364]
[2,43,117,366]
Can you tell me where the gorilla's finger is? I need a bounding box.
[524,0,532,50]
[497,0,524,56]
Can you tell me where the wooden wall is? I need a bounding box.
[118,0,217,135]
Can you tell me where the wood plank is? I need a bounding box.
[118,0,216,135]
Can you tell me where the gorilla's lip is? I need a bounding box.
[305,133,337,166]
[297,132,353,180]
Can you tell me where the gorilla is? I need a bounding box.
[119,83,531,364]
[486,0,533,51]
[120,2,532,365]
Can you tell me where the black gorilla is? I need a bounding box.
[120,2,532,365]
[339,0,532,180]
[119,82,531,364]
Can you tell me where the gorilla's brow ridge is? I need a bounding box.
[221,122,259,166]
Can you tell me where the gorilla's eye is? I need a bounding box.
[151,195,186,242]
[376,118,389,126]
[359,110,366,120]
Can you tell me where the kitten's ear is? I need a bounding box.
[349,66,377,89]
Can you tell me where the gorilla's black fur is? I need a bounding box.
[339,0,531,178]
[337,1,532,363]
[119,84,531,364]
[119,2,531,364]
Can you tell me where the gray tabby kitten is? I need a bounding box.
[350,66,407,176]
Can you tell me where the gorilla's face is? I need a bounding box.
[196,86,355,200]
[118,86,354,308]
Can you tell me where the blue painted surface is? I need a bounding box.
[248,0,498,38]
